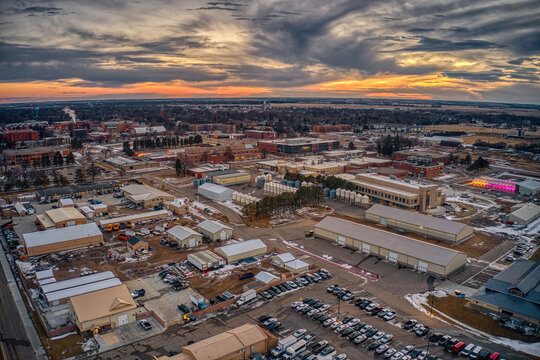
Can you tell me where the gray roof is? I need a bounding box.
[41,271,115,294]
[471,290,540,321]
[366,204,470,236]
[274,253,295,263]
[35,269,54,280]
[484,259,540,304]
[315,216,466,266]
[285,259,309,269]
[215,239,267,257]
[517,179,540,190]
[197,219,232,234]
[510,203,540,223]
[255,271,279,284]
[198,182,231,194]
[23,223,102,248]
[45,278,121,303]
[167,225,201,240]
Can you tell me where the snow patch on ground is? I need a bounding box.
[50,331,77,340]
[82,338,99,352]
[15,260,35,277]
[475,217,539,242]
[219,200,244,215]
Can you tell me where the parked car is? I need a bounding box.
[383,311,396,321]
[354,334,368,344]
[380,334,393,344]
[139,319,152,331]
[402,319,417,330]
[375,344,389,355]
[368,341,382,351]
[383,348,396,359]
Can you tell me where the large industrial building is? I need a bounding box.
[214,239,267,263]
[365,204,474,244]
[257,137,340,154]
[23,223,103,257]
[508,203,540,226]
[314,216,467,277]
[197,183,234,201]
[471,259,540,328]
[155,323,277,360]
[36,207,87,229]
[122,183,174,208]
[187,250,225,271]
[349,173,444,211]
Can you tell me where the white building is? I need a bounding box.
[197,183,234,201]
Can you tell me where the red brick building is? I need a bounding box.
[245,130,277,140]
[392,161,444,178]
[3,146,70,166]
[1,130,39,143]
[177,144,260,164]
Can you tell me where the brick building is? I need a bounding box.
[245,130,277,140]
[1,129,40,143]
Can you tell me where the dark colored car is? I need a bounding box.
[429,333,443,343]
[402,319,417,330]
[341,328,354,337]
[445,338,459,352]
[365,329,378,338]
[348,331,362,341]
[266,321,281,331]
[368,341,382,351]
[258,314,271,322]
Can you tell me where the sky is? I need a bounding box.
[0,0,539,104]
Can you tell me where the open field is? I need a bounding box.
[425,124,540,135]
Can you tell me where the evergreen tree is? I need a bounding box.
[75,168,86,184]
[41,153,51,167]
[66,152,75,165]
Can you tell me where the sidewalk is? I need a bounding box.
[0,247,48,360]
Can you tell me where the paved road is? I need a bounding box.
[0,258,38,360]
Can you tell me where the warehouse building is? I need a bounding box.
[155,323,277,360]
[284,259,310,274]
[272,252,295,267]
[69,284,137,333]
[23,223,103,257]
[197,219,233,241]
[471,259,540,328]
[212,171,251,186]
[365,204,474,244]
[36,207,87,229]
[508,203,540,226]
[122,183,174,208]
[99,209,169,227]
[169,198,188,215]
[58,198,74,207]
[214,239,267,263]
[350,173,444,211]
[167,226,203,248]
[40,271,119,305]
[197,183,234,201]
[188,250,226,271]
[517,179,540,196]
[314,216,467,277]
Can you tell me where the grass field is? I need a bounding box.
[424,295,538,343]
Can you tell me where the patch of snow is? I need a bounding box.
[82,338,98,352]
[15,260,35,277]
[219,200,244,215]
[51,331,77,340]
[322,254,333,260]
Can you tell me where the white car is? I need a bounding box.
[263,318,276,327]
[380,334,393,344]
[365,302,379,312]
[319,304,331,312]
[383,311,397,321]
[390,352,404,360]
[290,301,301,308]
[323,318,334,327]
[296,303,307,311]
[360,324,372,333]
[333,354,347,360]
[335,324,348,333]
[372,331,386,341]
[330,321,342,330]
[347,318,361,327]
[292,328,306,338]
[286,280,298,289]
[416,350,428,360]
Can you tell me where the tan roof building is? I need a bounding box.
[36,207,86,229]
[122,183,174,208]
[155,323,277,360]
[69,284,137,333]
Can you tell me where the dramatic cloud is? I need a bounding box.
[0,0,538,103]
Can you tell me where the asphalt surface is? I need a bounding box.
[0,259,36,360]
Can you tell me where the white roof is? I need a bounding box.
[59,198,74,206]
[170,198,187,207]
[23,223,102,248]
[517,179,540,190]
[274,253,295,263]
[511,203,540,222]
[197,219,232,234]
[215,239,267,257]
[41,271,115,294]
[99,210,169,226]
[285,259,309,270]
[167,225,201,240]
[35,269,54,280]
[90,203,107,210]
[45,278,121,303]
[132,126,166,134]
[198,182,230,195]
[14,202,26,214]
[255,271,279,284]
[79,206,94,214]
[38,277,57,286]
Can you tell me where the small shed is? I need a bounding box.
[197,183,234,201]
[284,259,309,274]
[79,206,95,219]
[58,198,75,207]
[169,198,188,215]
[14,202,27,216]
[127,236,148,254]
[272,253,295,267]
[197,219,233,241]
[255,271,279,285]
[167,226,203,248]
[90,203,108,214]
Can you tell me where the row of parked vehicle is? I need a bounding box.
[505,242,534,262]
[3,227,20,250]
[401,320,502,360]
[257,315,350,360]
[259,269,331,301]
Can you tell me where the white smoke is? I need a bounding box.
[63,106,77,123]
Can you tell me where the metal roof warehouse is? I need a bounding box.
[365,204,474,244]
[214,239,267,263]
[23,223,104,257]
[314,216,467,277]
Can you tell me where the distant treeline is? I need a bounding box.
[432,131,467,136]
